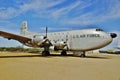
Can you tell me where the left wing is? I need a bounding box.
[0,30,31,43]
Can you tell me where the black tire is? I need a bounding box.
[80,54,85,57]
[42,51,50,56]
[61,50,67,56]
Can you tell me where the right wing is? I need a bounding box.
[0,30,32,43]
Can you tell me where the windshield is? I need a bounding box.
[96,28,103,31]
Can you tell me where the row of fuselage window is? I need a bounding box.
[48,34,100,43]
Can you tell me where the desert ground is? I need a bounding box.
[0,51,120,80]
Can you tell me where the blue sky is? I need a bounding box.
[0,0,120,48]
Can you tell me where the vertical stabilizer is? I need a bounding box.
[20,21,28,35]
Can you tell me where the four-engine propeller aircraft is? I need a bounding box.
[0,21,117,57]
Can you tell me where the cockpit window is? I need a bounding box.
[96,28,103,31]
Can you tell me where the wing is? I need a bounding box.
[0,30,32,43]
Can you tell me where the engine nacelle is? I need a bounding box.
[54,41,67,50]
[32,35,44,43]
[32,35,51,47]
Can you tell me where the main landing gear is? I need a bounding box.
[61,50,67,56]
[42,49,67,56]
[42,46,50,56]
[42,51,50,56]
[41,38,52,56]
[80,51,86,57]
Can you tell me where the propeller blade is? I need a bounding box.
[46,27,48,38]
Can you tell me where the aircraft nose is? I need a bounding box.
[110,33,117,38]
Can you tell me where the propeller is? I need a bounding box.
[42,26,52,46]
[44,27,48,39]
[46,27,48,38]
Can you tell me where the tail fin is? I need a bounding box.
[20,21,28,35]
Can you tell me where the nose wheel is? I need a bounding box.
[73,51,86,57]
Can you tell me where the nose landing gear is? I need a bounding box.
[73,51,86,57]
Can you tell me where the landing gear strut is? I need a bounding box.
[61,50,67,56]
[42,46,50,56]
[80,51,86,57]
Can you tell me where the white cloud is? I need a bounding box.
[33,0,120,26]
[0,7,18,19]
[63,0,120,25]
[50,0,96,19]
[51,1,82,18]
[0,0,65,19]
[0,0,120,26]
[0,20,20,33]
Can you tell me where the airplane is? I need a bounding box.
[0,21,117,57]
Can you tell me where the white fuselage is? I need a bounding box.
[47,29,112,51]
[22,28,112,51]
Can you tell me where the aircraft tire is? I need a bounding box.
[42,51,50,56]
[80,53,85,57]
[61,50,67,56]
